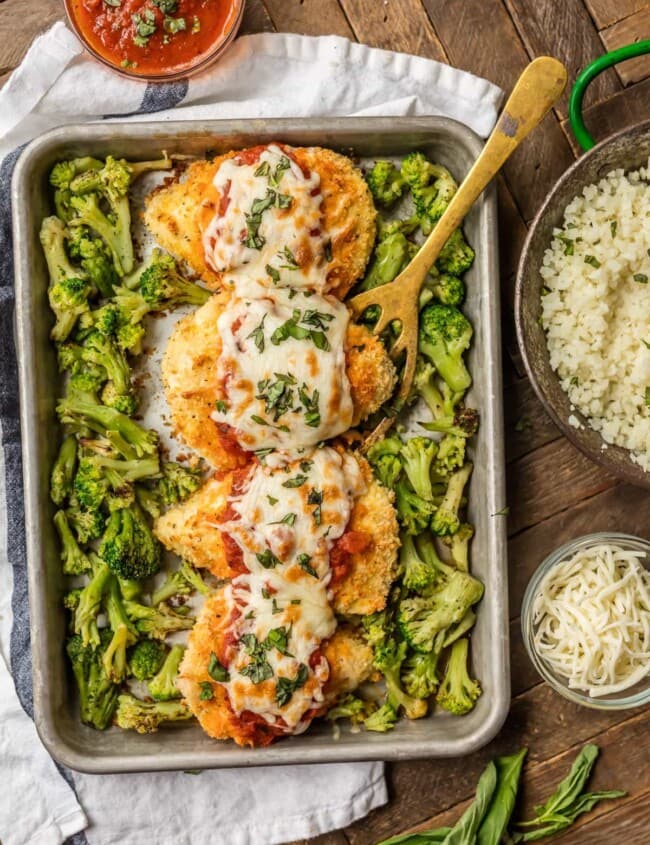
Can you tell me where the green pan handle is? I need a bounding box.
[569,40,650,151]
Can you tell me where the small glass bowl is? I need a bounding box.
[64,0,244,82]
[521,532,650,710]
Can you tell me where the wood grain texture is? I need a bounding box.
[421,0,576,222]
[264,0,355,38]
[239,0,276,35]
[504,377,562,463]
[504,0,622,115]
[0,0,64,86]
[585,0,650,28]
[340,0,446,60]
[600,8,650,85]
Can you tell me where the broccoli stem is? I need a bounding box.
[57,395,158,458]
[50,435,78,506]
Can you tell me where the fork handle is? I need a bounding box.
[408,56,568,279]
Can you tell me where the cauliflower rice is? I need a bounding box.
[540,162,650,470]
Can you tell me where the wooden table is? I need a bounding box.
[2,1,649,842]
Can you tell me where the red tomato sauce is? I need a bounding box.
[68,0,239,77]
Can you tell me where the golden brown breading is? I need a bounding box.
[154,454,399,617]
[177,592,374,746]
[144,145,376,298]
[162,295,396,470]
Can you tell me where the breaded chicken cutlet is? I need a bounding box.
[144,144,376,299]
[162,292,396,469]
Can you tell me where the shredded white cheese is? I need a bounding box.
[531,543,650,697]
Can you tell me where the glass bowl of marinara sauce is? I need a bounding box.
[65,0,244,81]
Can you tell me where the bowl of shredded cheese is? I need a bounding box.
[522,533,650,709]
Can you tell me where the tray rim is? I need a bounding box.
[13,115,509,773]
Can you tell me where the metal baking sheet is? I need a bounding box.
[12,117,509,773]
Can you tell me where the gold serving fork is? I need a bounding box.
[349,57,568,447]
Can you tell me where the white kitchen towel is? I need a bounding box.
[0,22,503,845]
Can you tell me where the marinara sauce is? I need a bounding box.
[66,0,241,78]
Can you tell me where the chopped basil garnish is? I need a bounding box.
[132,10,157,46]
[255,448,275,461]
[290,599,301,605]
[324,240,332,262]
[270,307,332,350]
[256,373,297,421]
[634,273,648,284]
[610,221,617,237]
[240,659,273,684]
[276,664,309,707]
[261,587,271,599]
[271,598,282,615]
[215,399,228,413]
[164,16,187,34]
[198,681,214,701]
[207,652,229,683]
[297,553,318,577]
[264,626,292,656]
[282,474,308,488]
[642,340,650,349]
[300,459,313,473]
[256,549,282,569]
[278,245,299,271]
[267,495,278,505]
[307,489,323,525]
[270,156,291,187]
[270,512,296,526]
[298,384,320,428]
[266,264,280,283]
[558,236,574,256]
[246,315,266,352]
[584,255,601,268]
[255,161,271,178]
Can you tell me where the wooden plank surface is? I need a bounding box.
[600,7,650,85]
[2,3,649,844]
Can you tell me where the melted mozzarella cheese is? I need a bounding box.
[215,449,366,729]
[202,144,328,290]
[212,282,354,450]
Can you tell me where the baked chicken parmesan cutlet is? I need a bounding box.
[144,143,401,747]
[144,143,377,299]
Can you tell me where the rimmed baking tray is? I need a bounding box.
[12,117,509,773]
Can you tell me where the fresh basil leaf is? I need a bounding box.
[297,553,318,577]
[264,626,292,656]
[246,315,266,352]
[442,761,497,845]
[476,749,527,845]
[207,652,229,683]
[283,474,308,488]
[240,659,273,684]
[266,264,280,283]
[198,681,214,700]
[275,663,308,707]
[256,549,282,569]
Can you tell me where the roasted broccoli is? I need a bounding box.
[57,394,158,458]
[402,641,444,699]
[102,577,138,683]
[436,228,475,276]
[367,435,403,489]
[397,570,484,653]
[40,216,93,342]
[49,157,103,221]
[67,226,119,298]
[400,436,438,501]
[66,501,106,544]
[401,153,457,232]
[151,461,203,507]
[435,637,481,715]
[419,303,473,394]
[394,478,435,535]
[434,434,466,477]
[66,630,119,730]
[137,249,210,308]
[366,160,407,207]
[73,555,112,647]
[361,608,395,650]
[364,702,398,732]
[148,644,185,701]
[430,462,473,536]
[69,192,133,278]
[53,509,92,575]
[373,638,428,720]
[152,560,211,606]
[326,694,377,725]
[400,533,439,593]
[441,523,474,572]
[114,693,192,734]
[128,638,166,681]
[359,220,418,291]
[124,600,195,640]
[426,272,465,307]
[421,406,480,439]
[50,436,78,506]
[99,505,161,580]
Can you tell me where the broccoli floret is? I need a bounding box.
[124,600,195,640]
[114,693,192,734]
[152,461,203,506]
[397,570,484,653]
[430,462,473,536]
[436,637,481,715]
[136,250,210,308]
[66,630,119,730]
[400,533,439,593]
[99,505,161,580]
[401,153,457,232]
[426,272,466,307]
[148,644,185,701]
[63,588,82,614]
[361,609,394,650]
[100,381,138,416]
[441,523,474,572]
[86,453,161,484]
[73,457,108,511]
[443,609,477,648]
[364,702,398,732]
[402,643,443,699]
[421,406,480,439]
[57,394,158,458]
[69,192,133,277]
[400,436,438,501]
[53,509,92,575]
[66,502,106,544]
[50,436,78,506]
[366,160,407,207]
[434,434,466,477]
[359,224,417,292]
[128,638,166,681]
[374,638,428,720]
[67,226,119,298]
[73,455,139,513]
[40,217,93,342]
[50,157,103,221]
[394,478,435,535]
[326,694,377,725]
[102,576,138,682]
[135,484,162,520]
[419,303,473,394]
[73,555,113,647]
[413,359,467,429]
[152,560,211,606]
[118,577,143,601]
[366,435,403,489]
[436,228,475,276]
